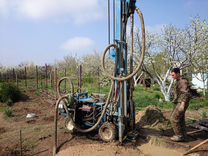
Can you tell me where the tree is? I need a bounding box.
[81,51,101,76]
[179,17,208,95]
[133,25,192,101]
[55,55,79,77]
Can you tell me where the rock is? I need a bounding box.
[26,113,37,119]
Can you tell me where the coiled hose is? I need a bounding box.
[102,8,145,81]
[53,7,145,155]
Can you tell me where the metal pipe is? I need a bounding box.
[113,0,116,42]
[101,7,146,81]
[108,0,111,44]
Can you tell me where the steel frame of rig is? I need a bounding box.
[53,0,145,155]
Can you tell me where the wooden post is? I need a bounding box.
[2,72,4,82]
[97,67,100,93]
[36,66,39,89]
[6,73,8,82]
[54,68,58,99]
[25,67,27,88]
[78,65,82,93]
[64,68,67,92]
[4,73,6,82]
[40,73,43,89]
[7,70,9,82]
[13,68,15,82]
[50,68,53,89]
[20,130,23,156]
[45,64,48,89]
[16,72,18,87]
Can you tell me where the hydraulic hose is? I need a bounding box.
[57,77,74,97]
[101,8,146,81]
[54,80,114,154]
[53,94,70,155]
[74,81,114,133]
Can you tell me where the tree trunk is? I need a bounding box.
[156,78,171,102]
[203,80,206,96]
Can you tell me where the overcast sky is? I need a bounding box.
[0,0,208,67]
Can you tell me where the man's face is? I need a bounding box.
[171,72,180,80]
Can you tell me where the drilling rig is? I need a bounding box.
[54,0,145,154]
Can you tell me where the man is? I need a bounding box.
[170,68,191,142]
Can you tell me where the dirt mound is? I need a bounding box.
[136,106,170,129]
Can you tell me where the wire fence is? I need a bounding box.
[0,65,111,97]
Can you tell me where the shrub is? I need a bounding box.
[4,108,14,118]
[0,82,22,105]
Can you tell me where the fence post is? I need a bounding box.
[16,71,18,87]
[20,130,23,156]
[6,72,8,82]
[78,65,82,93]
[54,68,58,99]
[64,68,67,92]
[45,64,48,89]
[97,67,100,93]
[25,67,27,88]
[36,66,39,89]
[13,68,15,82]
[3,73,5,81]
[40,73,43,89]
[50,68,53,89]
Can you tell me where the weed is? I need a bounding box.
[4,108,14,118]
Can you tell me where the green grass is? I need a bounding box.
[189,97,208,110]
[134,85,208,111]
[134,85,173,110]
[1,79,207,111]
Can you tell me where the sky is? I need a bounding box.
[0,0,208,67]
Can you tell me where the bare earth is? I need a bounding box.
[0,91,207,156]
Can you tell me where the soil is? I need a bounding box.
[0,90,208,156]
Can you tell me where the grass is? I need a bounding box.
[134,85,208,111]
[4,108,14,118]
[1,80,207,111]
[189,97,208,110]
[134,85,173,110]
